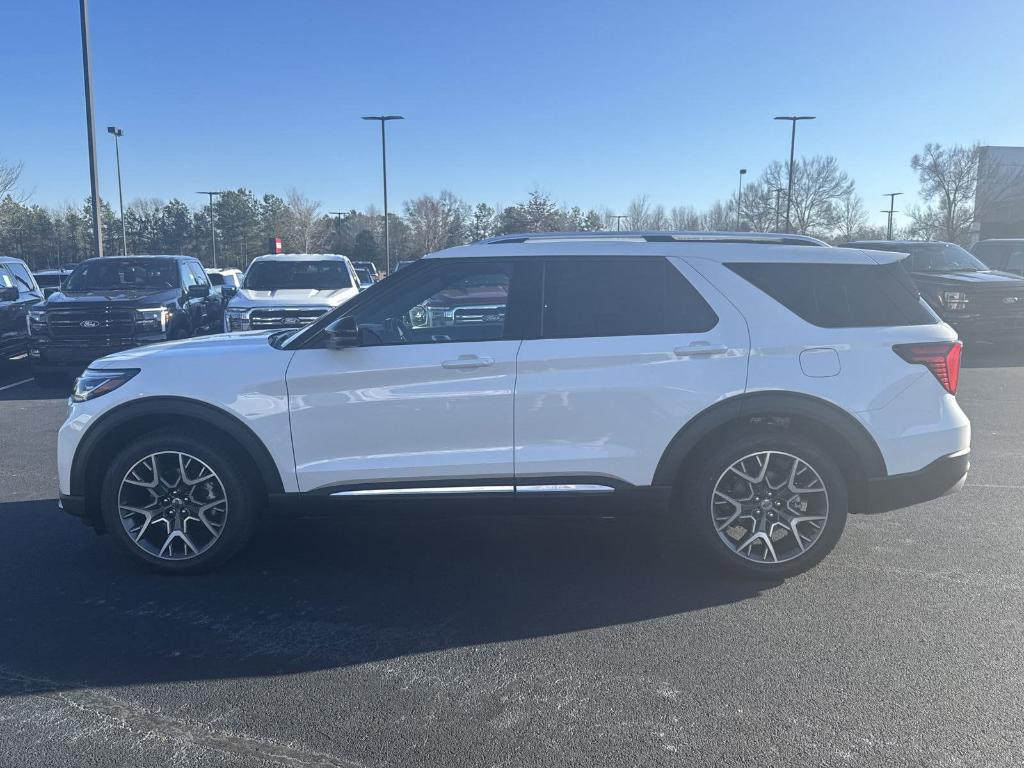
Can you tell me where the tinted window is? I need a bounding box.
[64,259,178,291]
[207,272,224,286]
[975,243,1024,275]
[244,260,353,290]
[541,257,717,338]
[353,260,512,345]
[188,262,210,286]
[728,262,937,328]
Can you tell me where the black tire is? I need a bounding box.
[100,431,260,573]
[678,431,847,578]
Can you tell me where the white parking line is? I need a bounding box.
[0,378,33,392]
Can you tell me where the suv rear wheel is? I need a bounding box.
[100,431,258,573]
[683,432,848,578]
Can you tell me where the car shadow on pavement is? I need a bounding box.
[0,499,778,696]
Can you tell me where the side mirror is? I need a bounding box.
[0,286,18,302]
[324,316,359,349]
[221,285,238,299]
[43,286,59,298]
[187,284,211,298]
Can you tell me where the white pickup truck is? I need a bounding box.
[223,253,360,332]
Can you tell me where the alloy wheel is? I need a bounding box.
[711,450,829,565]
[117,451,228,560]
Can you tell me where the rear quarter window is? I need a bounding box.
[727,261,937,328]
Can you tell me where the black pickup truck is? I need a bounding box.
[842,240,1024,341]
[28,255,222,384]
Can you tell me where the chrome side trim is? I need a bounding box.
[515,484,615,494]
[331,485,514,497]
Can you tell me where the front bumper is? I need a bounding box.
[866,450,970,513]
[29,336,162,374]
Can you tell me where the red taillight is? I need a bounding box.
[893,341,963,395]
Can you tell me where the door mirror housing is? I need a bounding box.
[0,286,18,302]
[187,284,210,298]
[221,285,238,299]
[43,286,60,298]
[324,315,359,349]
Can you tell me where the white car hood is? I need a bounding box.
[230,287,357,309]
[90,331,281,368]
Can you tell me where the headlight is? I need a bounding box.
[225,308,250,331]
[28,309,47,323]
[71,368,140,403]
[134,306,171,331]
[939,291,968,311]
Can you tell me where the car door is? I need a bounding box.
[513,255,749,488]
[189,262,218,330]
[0,262,42,355]
[285,258,525,493]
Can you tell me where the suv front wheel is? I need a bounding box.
[100,431,258,573]
[684,433,848,578]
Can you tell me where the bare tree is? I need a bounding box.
[0,159,25,202]
[670,205,702,231]
[909,143,979,244]
[404,190,469,256]
[626,195,652,230]
[836,190,868,242]
[284,188,323,252]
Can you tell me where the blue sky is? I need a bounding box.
[2,0,1022,227]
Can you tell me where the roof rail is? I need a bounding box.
[478,231,827,247]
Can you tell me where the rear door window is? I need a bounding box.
[540,257,718,339]
[728,261,937,327]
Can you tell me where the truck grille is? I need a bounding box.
[969,288,1024,315]
[48,309,135,338]
[248,307,329,329]
[452,305,506,324]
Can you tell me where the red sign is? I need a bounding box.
[268,237,282,254]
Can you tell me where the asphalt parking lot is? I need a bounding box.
[2,347,1024,768]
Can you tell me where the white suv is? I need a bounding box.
[223,253,360,332]
[58,232,970,576]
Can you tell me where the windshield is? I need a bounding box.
[907,243,989,272]
[244,261,352,290]
[63,259,178,291]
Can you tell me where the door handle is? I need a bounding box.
[674,342,729,357]
[442,355,494,369]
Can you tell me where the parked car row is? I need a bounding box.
[5,239,1024,388]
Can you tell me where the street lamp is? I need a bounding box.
[736,168,747,230]
[107,126,127,255]
[883,192,903,240]
[197,191,226,267]
[79,0,103,257]
[328,210,350,252]
[611,215,628,231]
[774,115,816,233]
[362,115,404,274]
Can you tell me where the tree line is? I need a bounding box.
[0,141,1015,272]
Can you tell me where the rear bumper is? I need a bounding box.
[866,450,969,513]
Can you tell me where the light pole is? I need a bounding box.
[328,210,350,252]
[883,192,903,240]
[197,191,226,267]
[774,115,815,233]
[611,215,628,231]
[772,187,784,232]
[107,126,127,255]
[79,0,103,257]
[736,168,747,230]
[362,115,404,274]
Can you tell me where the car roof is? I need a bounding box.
[974,238,1024,244]
[78,254,195,263]
[843,240,956,247]
[248,253,351,263]
[425,231,903,265]
[0,256,30,265]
